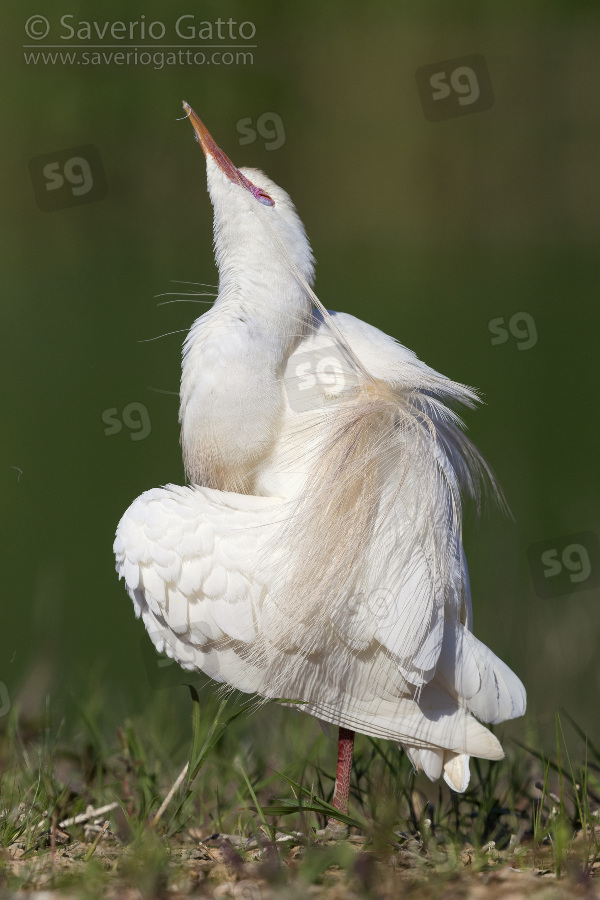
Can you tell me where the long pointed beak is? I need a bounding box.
[183,101,246,189]
[182,101,274,206]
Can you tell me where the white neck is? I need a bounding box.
[213,264,312,358]
[210,185,314,351]
[179,232,314,491]
[179,162,316,491]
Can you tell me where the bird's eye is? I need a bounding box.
[252,186,275,207]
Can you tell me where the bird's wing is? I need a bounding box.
[257,307,523,717]
[308,309,480,404]
[436,620,527,725]
[114,484,283,692]
[262,309,474,685]
[281,309,494,504]
[115,313,523,775]
[114,483,520,777]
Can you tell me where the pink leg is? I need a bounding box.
[330,727,355,819]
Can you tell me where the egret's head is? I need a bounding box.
[183,102,314,288]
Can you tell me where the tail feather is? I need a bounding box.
[443,753,471,792]
[402,748,473,793]
[437,622,527,725]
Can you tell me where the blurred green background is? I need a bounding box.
[2,0,599,751]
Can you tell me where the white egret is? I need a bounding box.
[114,103,525,817]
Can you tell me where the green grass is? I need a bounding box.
[0,682,598,898]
